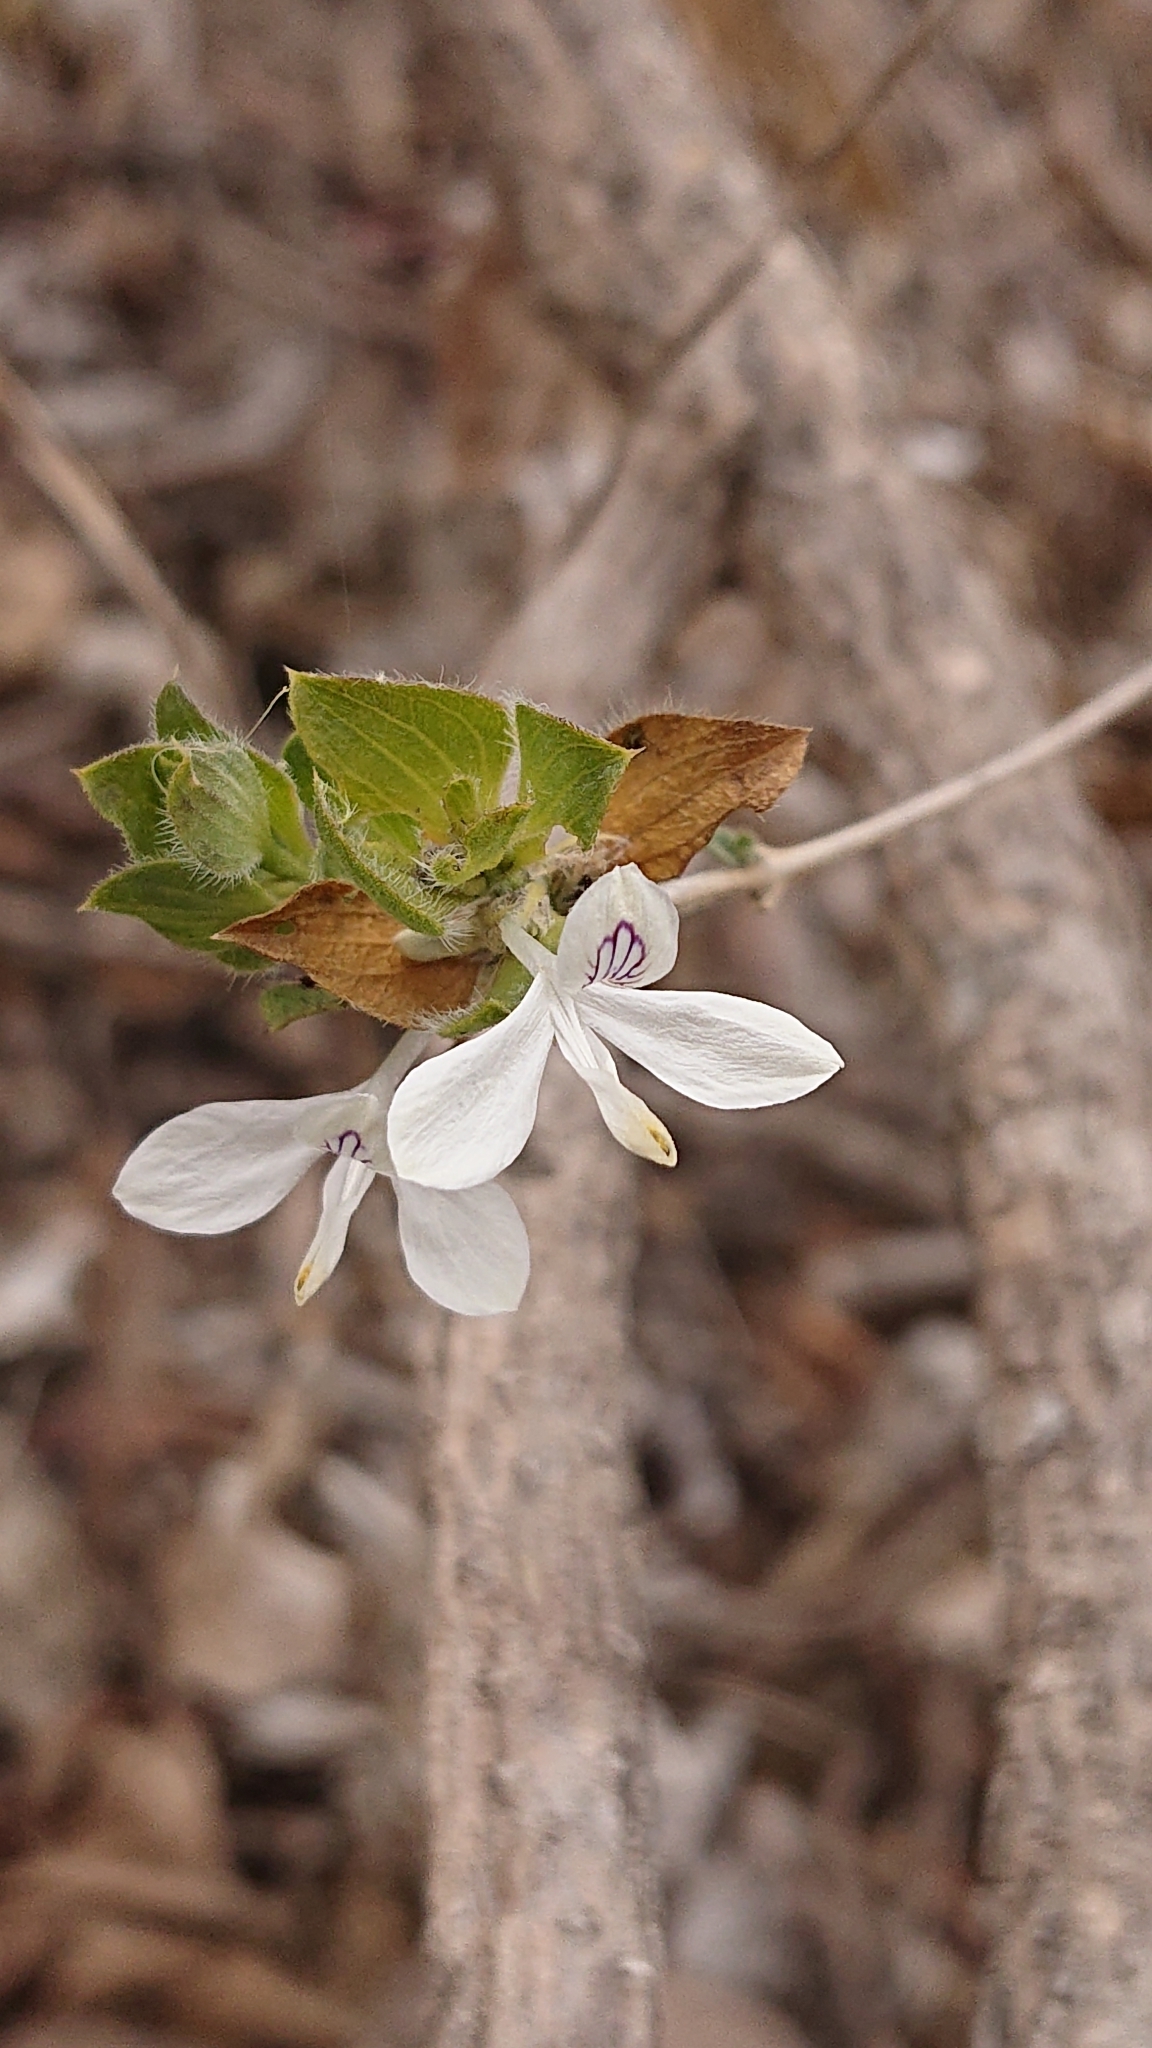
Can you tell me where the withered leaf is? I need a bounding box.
[221,881,485,1028]
[600,713,809,881]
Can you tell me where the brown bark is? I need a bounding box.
[423,1061,660,2048]
[429,1,1152,2041]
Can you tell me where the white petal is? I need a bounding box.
[114,1098,319,1234]
[394,1179,530,1315]
[386,976,555,1189]
[551,999,676,1167]
[583,986,843,1108]
[500,916,558,980]
[363,1030,430,1105]
[294,1155,375,1303]
[555,863,679,994]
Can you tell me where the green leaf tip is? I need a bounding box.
[166,741,271,881]
[76,746,169,861]
[83,861,285,970]
[153,680,229,744]
[259,981,346,1030]
[514,703,632,848]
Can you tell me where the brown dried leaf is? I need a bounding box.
[600,713,809,881]
[221,881,484,1027]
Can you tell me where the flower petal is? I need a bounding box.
[294,1155,375,1303]
[291,1090,386,1165]
[583,986,843,1107]
[500,916,558,980]
[386,976,555,1189]
[114,1098,320,1234]
[551,999,676,1167]
[394,1179,530,1315]
[363,1030,430,1104]
[555,863,679,994]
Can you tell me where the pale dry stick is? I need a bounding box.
[668,653,1152,910]
[424,1061,659,2048]
[0,356,241,722]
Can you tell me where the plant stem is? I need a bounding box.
[666,656,1152,911]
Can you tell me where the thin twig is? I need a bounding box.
[667,656,1152,911]
[0,355,241,722]
[802,0,966,180]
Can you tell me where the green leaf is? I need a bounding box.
[461,803,533,877]
[83,862,280,970]
[281,733,317,812]
[428,803,532,888]
[443,777,480,831]
[514,703,631,849]
[708,825,762,868]
[154,681,228,744]
[248,753,314,880]
[166,742,270,880]
[439,953,534,1038]
[288,672,513,835]
[259,981,345,1030]
[76,746,168,861]
[311,778,448,936]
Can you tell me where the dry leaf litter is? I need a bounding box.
[1,1,1151,2044]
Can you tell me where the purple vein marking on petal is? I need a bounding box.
[325,1128,369,1162]
[589,920,648,986]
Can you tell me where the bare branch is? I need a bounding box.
[668,654,1152,911]
[801,0,967,180]
[423,1063,660,2048]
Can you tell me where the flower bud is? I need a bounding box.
[166,741,271,880]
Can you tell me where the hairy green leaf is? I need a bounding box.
[166,742,270,880]
[311,777,448,936]
[249,753,314,880]
[428,803,532,887]
[76,746,168,861]
[288,672,512,834]
[258,981,345,1030]
[514,703,632,849]
[153,681,228,744]
[280,733,317,811]
[443,777,480,831]
[83,862,280,969]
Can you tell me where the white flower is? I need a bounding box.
[113,1035,530,1316]
[387,863,843,1190]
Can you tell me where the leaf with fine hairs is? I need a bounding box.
[76,745,169,860]
[514,702,632,848]
[223,880,486,1027]
[288,671,513,835]
[599,713,810,880]
[84,862,278,970]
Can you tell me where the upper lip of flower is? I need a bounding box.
[111,1035,530,1318]
[385,862,844,1192]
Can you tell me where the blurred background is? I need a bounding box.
[3,1,1152,2044]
